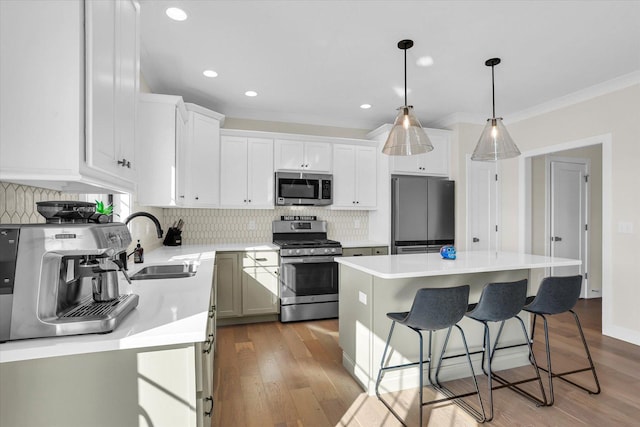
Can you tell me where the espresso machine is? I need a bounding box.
[0,201,139,342]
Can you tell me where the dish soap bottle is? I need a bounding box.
[134,240,144,264]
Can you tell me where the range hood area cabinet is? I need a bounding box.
[332,144,378,209]
[274,140,333,173]
[219,134,274,209]
[0,0,140,194]
[136,95,224,207]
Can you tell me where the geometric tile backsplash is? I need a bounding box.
[0,181,79,224]
[164,205,369,245]
[1,181,371,244]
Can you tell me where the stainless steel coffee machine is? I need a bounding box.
[0,202,139,342]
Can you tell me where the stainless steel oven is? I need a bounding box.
[273,220,341,322]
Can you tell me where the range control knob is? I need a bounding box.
[330,248,336,253]
[295,249,301,254]
[309,248,315,254]
[324,248,330,254]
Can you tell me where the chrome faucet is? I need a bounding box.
[124,212,164,238]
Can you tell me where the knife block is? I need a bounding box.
[163,227,182,246]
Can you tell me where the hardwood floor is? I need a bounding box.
[212,299,640,426]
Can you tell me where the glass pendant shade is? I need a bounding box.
[471,117,520,161]
[382,106,434,155]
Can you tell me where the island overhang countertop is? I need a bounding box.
[335,250,582,279]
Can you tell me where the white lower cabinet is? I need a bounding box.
[220,136,274,209]
[216,251,279,320]
[0,342,214,427]
[332,144,377,209]
[342,246,389,257]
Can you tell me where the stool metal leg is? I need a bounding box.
[530,310,601,406]
[434,325,487,422]
[376,322,488,425]
[490,316,548,407]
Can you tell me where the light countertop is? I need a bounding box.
[0,245,218,363]
[335,251,582,279]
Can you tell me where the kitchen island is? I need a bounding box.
[0,245,219,427]
[335,251,581,395]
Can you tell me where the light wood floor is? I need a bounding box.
[212,299,640,426]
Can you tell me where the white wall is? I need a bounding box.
[453,83,640,345]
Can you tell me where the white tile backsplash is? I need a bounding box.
[163,206,369,245]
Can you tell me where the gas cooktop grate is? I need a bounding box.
[61,295,132,318]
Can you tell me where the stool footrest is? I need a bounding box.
[537,366,601,395]
[490,372,547,407]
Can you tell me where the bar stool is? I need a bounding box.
[375,285,486,425]
[523,275,601,405]
[465,279,547,421]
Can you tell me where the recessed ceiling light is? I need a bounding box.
[416,56,434,67]
[360,104,372,109]
[203,70,218,78]
[245,91,258,97]
[166,7,187,21]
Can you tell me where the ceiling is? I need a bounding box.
[139,1,640,130]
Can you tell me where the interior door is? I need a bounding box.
[549,159,588,294]
[467,159,498,251]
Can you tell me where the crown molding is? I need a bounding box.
[505,71,640,124]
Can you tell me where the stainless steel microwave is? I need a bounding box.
[275,172,333,206]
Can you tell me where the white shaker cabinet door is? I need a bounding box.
[185,112,221,207]
[246,138,275,208]
[304,142,332,172]
[220,136,249,207]
[332,145,357,207]
[275,140,305,171]
[85,0,138,183]
[355,145,377,208]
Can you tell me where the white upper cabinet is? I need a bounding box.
[136,94,188,207]
[220,135,274,209]
[137,98,224,208]
[184,103,224,207]
[332,145,377,209]
[389,130,451,177]
[0,0,140,193]
[275,140,332,172]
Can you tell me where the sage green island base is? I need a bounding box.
[335,251,581,396]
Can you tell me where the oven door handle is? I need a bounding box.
[280,256,335,264]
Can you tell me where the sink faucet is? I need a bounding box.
[124,212,164,238]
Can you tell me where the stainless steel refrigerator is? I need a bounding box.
[391,175,455,254]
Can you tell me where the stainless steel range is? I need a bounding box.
[273,219,342,322]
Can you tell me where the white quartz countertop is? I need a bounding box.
[0,245,218,363]
[335,251,582,279]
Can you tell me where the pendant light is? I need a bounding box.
[471,58,520,161]
[382,39,433,156]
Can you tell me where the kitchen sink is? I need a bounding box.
[129,263,197,280]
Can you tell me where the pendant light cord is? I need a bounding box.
[491,63,496,118]
[404,47,408,106]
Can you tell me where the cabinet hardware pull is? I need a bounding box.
[203,333,214,354]
[473,237,480,242]
[255,257,268,262]
[117,159,131,168]
[204,396,214,417]
[195,196,199,200]
[208,306,215,318]
[248,199,251,203]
